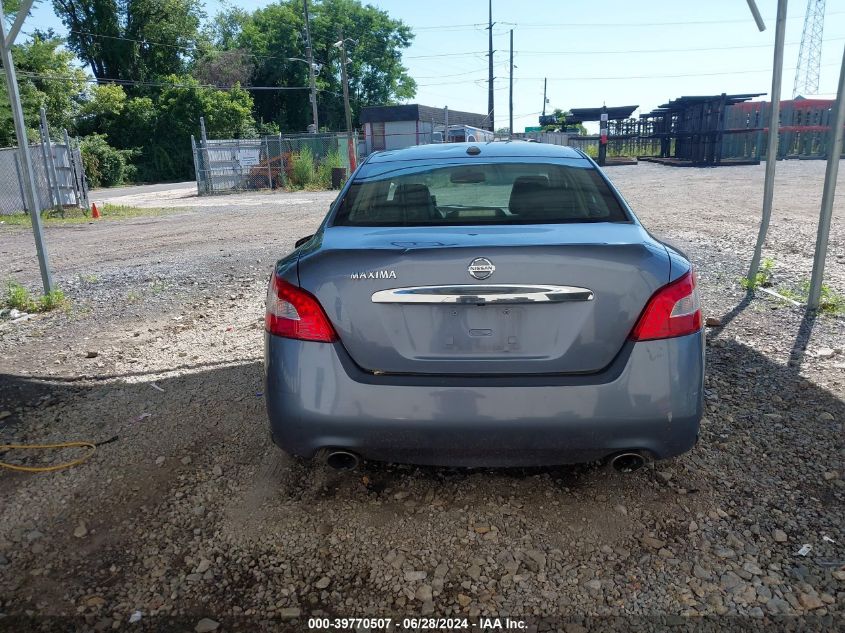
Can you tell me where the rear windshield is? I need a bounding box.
[332,160,629,226]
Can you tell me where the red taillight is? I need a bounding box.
[630,270,702,341]
[265,274,338,342]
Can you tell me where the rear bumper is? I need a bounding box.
[264,332,704,467]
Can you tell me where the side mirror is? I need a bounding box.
[295,235,314,248]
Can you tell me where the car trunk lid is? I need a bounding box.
[298,224,669,375]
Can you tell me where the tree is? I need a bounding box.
[52,0,204,85]
[77,76,256,181]
[139,75,255,181]
[192,48,255,89]
[213,1,309,131]
[210,0,415,132]
[0,33,87,146]
[542,108,587,135]
[311,0,416,128]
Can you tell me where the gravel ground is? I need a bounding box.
[0,160,843,632]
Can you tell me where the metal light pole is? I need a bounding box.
[0,0,53,293]
[747,0,788,286]
[335,34,353,135]
[335,33,356,170]
[303,0,318,133]
[807,44,845,310]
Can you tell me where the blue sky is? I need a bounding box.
[30,0,845,132]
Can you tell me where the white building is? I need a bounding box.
[360,104,490,154]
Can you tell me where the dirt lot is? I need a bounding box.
[1,161,843,632]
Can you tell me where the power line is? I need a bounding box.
[415,62,841,87]
[513,36,845,56]
[29,7,845,61]
[414,62,509,80]
[17,71,338,92]
[405,51,487,59]
[435,10,843,30]
[406,35,845,61]
[50,23,845,67]
[61,30,328,67]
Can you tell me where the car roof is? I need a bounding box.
[365,141,585,164]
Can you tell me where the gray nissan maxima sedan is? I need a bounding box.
[264,142,704,471]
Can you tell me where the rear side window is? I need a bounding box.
[333,161,629,226]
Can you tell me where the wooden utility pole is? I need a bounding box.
[487,0,494,131]
[303,0,318,132]
[0,0,53,293]
[542,78,547,116]
[508,29,513,138]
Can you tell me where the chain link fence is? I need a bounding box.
[0,141,89,216]
[192,132,353,196]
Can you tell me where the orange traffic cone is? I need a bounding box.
[91,203,100,219]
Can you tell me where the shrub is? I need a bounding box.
[288,147,316,189]
[80,134,133,188]
[316,149,345,189]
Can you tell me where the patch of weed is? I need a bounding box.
[741,257,775,290]
[4,280,68,313]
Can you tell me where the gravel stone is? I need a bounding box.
[315,576,330,589]
[641,535,665,550]
[583,579,602,598]
[415,584,433,602]
[798,593,824,610]
[194,618,219,632]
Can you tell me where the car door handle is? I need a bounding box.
[371,284,594,305]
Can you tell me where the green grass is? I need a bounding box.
[4,280,68,313]
[741,257,775,290]
[0,204,176,227]
[779,281,845,316]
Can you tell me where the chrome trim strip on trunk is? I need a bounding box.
[371,284,594,305]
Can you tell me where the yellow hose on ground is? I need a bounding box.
[0,440,97,473]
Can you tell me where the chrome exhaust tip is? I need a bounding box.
[610,452,646,473]
[324,450,360,471]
